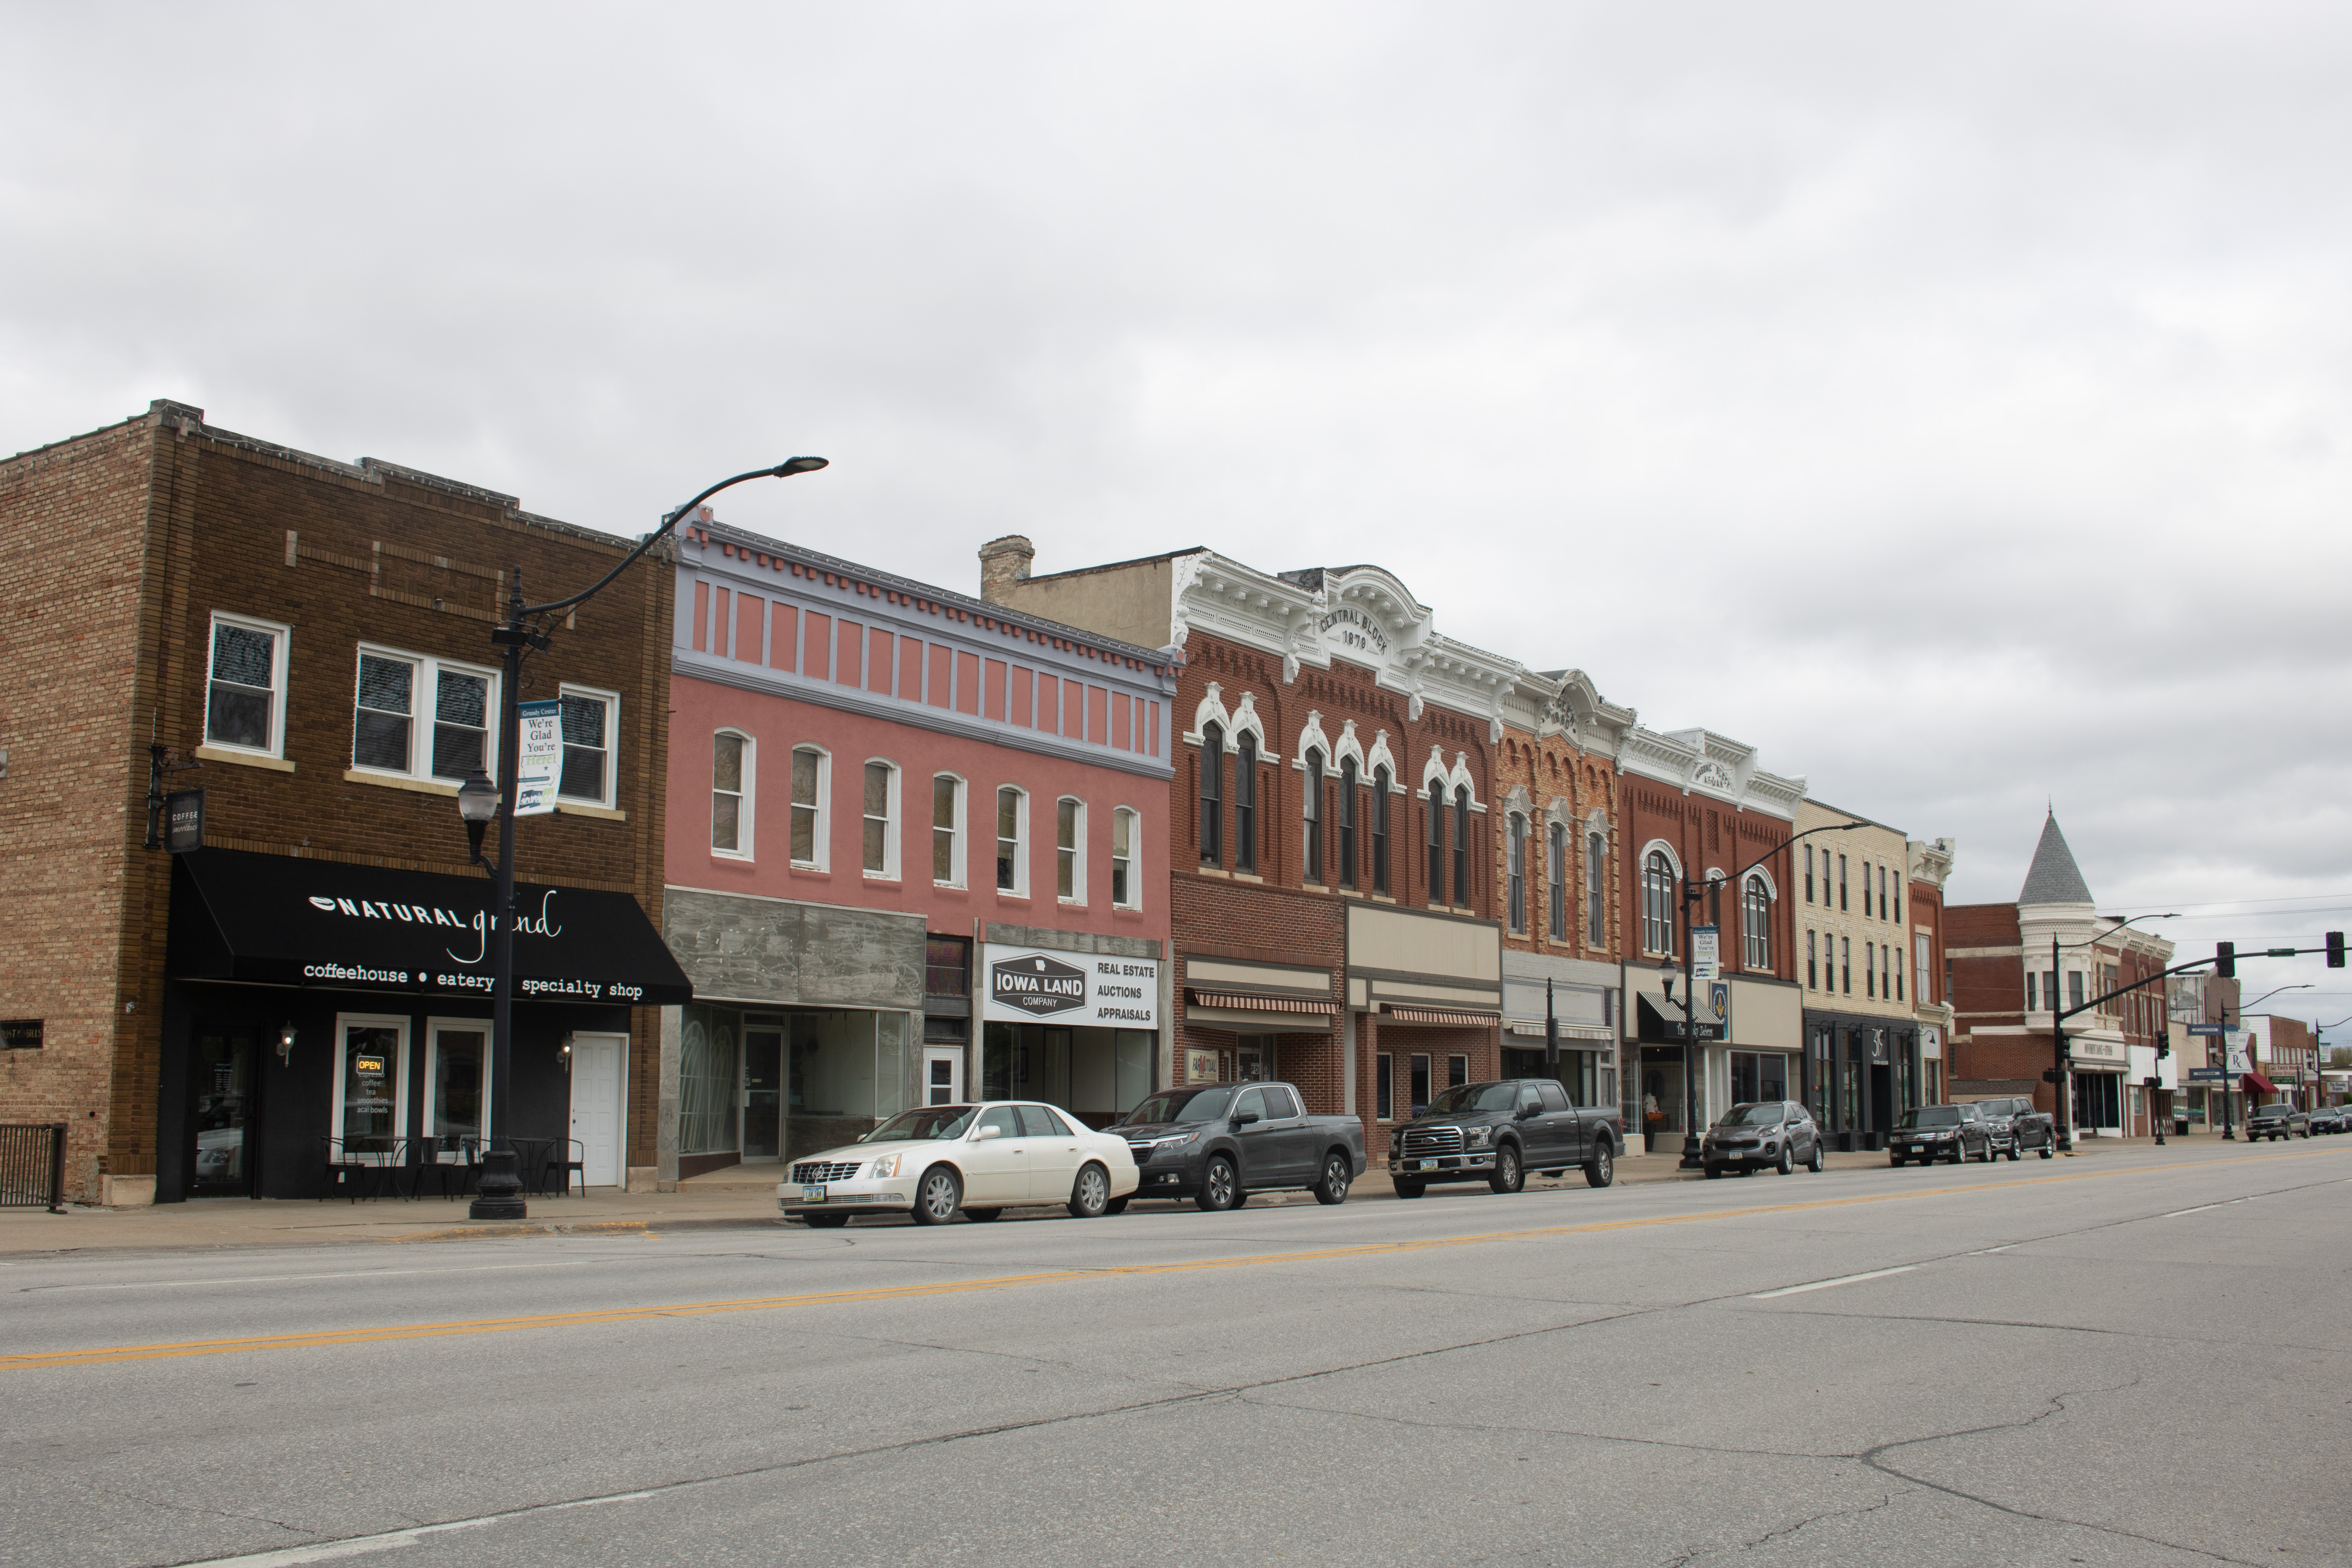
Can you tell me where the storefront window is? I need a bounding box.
[679,1008,740,1156]
[1729,1051,1787,1105]
[335,1018,407,1154]
[428,1025,487,1148]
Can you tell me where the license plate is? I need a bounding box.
[801,1186,826,1203]
[1415,1159,1433,1171]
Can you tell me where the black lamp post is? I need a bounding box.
[457,457,828,1221]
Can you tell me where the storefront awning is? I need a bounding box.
[1383,1006,1500,1028]
[1188,991,1335,1016]
[2243,1071,2277,1095]
[169,847,691,1006]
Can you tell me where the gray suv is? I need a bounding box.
[1701,1101,1824,1178]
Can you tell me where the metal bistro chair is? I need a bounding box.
[321,1136,408,1203]
[546,1138,587,1198]
[411,1134,477,1200]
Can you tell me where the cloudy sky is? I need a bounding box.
[7,4,2348,1017]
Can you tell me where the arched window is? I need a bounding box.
[1234,730,1258,873]
[1453,786,1471,907]
[1426,779,1446,904]
[931,774,964,887]
[1199,722,1224,867]
[1056,797,1085,903]
[712,730,752,858]
[996,786,1027,893]
[1642,850,1676,956]
[1111,806,1139,909]
[1586,830,1606,947]
[862,760,898,878]
[791,744,829,868]
[1743,873,1771,970]
[1338,758,1358,889]
[1546,822,1566,940]
[1371,766,1390,894]
[1304,748,1325,885]
[1506,812,1527,934]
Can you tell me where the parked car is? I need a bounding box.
[1700,1101,1824,1178]
[2245,1103,2310,1142]
[1969,1094,2056,1160]
[778,1102,1140,1226]
[1386,1078,1624,1196]
[2306,1104,2346,1134]
[1888,1103,1993,1165]
[1115,1082,1367,1210]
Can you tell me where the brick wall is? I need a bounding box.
[1491,722,1620,960]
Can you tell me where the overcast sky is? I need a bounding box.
[7,4,2348,1017]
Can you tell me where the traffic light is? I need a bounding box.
[2328,931,2345,969]
[2156,1036,2170,1060]
[2042,1068,2064,1084]
[2216,941,2235,979]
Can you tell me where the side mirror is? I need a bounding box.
[1233,1111,1260,1127]
[974,1125,1003,1140]
[1517,1104,1540,1120]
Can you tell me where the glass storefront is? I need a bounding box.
[980,1022,1153,1129]
[1501,1045,1602,1106]
[682,1004,912,1165]
[1728,1051,1788,1104]
[188,1028,255,1198]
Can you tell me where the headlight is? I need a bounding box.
[867,1153,903,1178]
[1160,1131,1201,1149]
[1467,1127,1490,1148]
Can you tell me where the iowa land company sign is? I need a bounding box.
[980,944,1160,1028]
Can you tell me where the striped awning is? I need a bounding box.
[1189,991,1337,1016]
[1382,1006,1500,1027]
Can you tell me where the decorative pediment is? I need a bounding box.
[1334,719,1366,771]
[1294,709,1335,769]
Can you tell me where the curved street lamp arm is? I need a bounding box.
[1691,818,1870,897]
[520,460,825,620]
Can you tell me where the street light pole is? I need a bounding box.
[2046,913,2177,1155]
[461,457,828,1221]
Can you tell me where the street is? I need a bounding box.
[5,1142,2348,1568]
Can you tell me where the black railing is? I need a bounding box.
[0,1124,67,1212]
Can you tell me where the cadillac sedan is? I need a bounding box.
[778,1102,1140,1227]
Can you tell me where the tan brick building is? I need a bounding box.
[0,401,681,1203]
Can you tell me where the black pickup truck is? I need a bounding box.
[1387,1079,1624,1197]
[1114,1082,1367,1211]
[1970,1094,2056,1160]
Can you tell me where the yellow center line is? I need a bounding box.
[6,1146,2334,1374]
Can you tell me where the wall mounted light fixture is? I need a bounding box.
[277,1022,298,1065]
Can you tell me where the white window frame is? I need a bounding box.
[789,744,829,869]
[861,758,901,881]
[421,1017,493,1153]
[330,1013,412,1155]
[931,773,966,889]
[713,729,755,860]
[205,610,291,759]
[1056,796,1086,905]
[1111,806,1141,910]
[555,683,620,808]
[996,785,1029,896]
[348,642,502,787]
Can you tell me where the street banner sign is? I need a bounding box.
[2186,1024,2225,1037]
[1691,926,1720,983]
[2187,1067,2227,1082]
[163,788,205,853]
[514,699,561,816]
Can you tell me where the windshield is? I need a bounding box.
[861,1105,978,1143]
[1900,1107,1962,1128]
[1427,1083,1519,1116]
[1119,1088,1235,1126]
[1715,1103,1784,1127]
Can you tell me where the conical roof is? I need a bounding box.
[2018,812,2094,905]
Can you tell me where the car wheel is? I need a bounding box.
[1948,1145,1964,1165]
[1195,1155,1240,1212]
[963,1207,1002,1223]
[1394,1179,1426,1199]
[1067,1162,1111,1219]
[1103,1196,1130,1215]
[1584,1143,1615,1189]
[1704,1163,1724,1179]
[1890,1154,1905,1167]
[1775,1146,1794,1176]
[1808,1141,1824,1173]
[1488,1143,1525,1194]
[2007,1144,2020,1162]
[801,1212,850,1229]
[1311,1151,1352,1205]
[910,1164,962,1225]
[2039,1143,2053,1158]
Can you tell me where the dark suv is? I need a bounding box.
[1700,1101,1824,1178]
[1889,1103,1992,1165]
[1970,1095,2056,1160]
[2246,1103,2310,1142]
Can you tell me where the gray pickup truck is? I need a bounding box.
[1115,1082,1367,1211]
[1387,1078,1624,1196]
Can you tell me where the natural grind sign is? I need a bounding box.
[980,944,1159,1028]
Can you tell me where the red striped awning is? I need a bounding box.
[1381,1006,1500,1027]
[1189,991,1336,1016]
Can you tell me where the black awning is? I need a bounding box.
[169,847,690,1007]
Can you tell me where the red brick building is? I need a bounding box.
[0,401,681,1202]
[1908,836,1957,1104]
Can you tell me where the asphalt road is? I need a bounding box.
[5,1142,2348,1568]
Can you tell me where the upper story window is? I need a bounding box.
[1840,936,1851,995]
[1806,929,1818,989]
[996,786,1027,894]
[712,731,751,857]
[790,745,827,868]
[862,761,898,878]
[1506,812,1527,934]
[1893,876,1902,925]
[1426,780,1446,905]
[1838,854,1849,911]
[1586,831,1607,947]
[1199,722,1225,868]
[1338,759,1358,889]
[1547,822,1566,940]
[1743,874,1771,970]
[1233,731,1258,873]
[1642,850,1675,956]
[1371,766,1391,894]
[1303,748,1325,885]
[1878,865,1889,920]
[1452,786,1472,907]
[1866,939,1877,998]
[351,646,498,785]
[1803,844,1815,903]
[206,612,289,758]
[932,775,964,887]
[557,688,617,807]
[1112,807,1138,909]
[1915,934,1931,1004]
[1056,797,1085,903]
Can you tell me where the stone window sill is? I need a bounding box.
[201,745,294,773]
[345,768,458,797]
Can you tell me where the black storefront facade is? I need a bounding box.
[155,848,689,1203]
[1801,1006,1920,1151]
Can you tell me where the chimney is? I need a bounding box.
[978,535,1035,605]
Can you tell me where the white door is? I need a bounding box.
[570,1034,625,1189]
[923,1048,964,1107]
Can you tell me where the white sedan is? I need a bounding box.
[778,1101,1140,1227]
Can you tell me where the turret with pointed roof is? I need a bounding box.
[2018,812,2094,907]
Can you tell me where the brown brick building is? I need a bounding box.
[0,401,681,1202]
